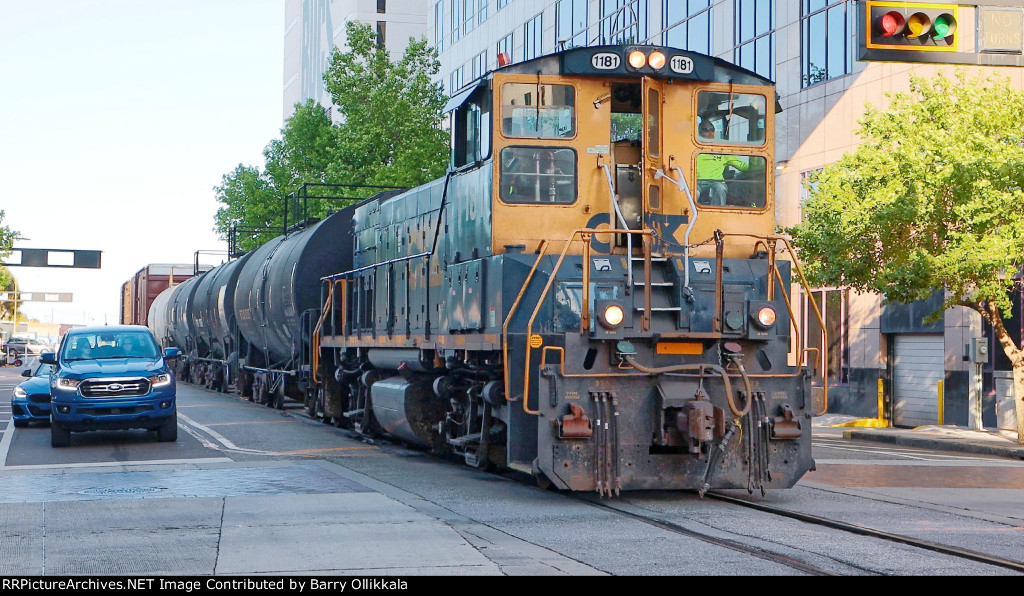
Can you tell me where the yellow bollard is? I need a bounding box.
[877,378,889,427]
[937,380,944,426]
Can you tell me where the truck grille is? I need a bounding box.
[80,379,150,397]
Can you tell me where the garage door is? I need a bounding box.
[893,334,945,428]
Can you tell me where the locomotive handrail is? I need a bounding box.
[515,227,654,415]
[599,160,634,290]
[654,166,698,287]
[321,251,432,281]
[719,232,829,415]
[310,279,338,385]
[501,240,550,405]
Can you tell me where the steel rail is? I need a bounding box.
[708,492,1024,573]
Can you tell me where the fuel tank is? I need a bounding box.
[168,271,207,353]
[233,210,356,365]
[190,252,253,360]
[147,286,175,349]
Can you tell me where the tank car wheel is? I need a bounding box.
[255,378,268,404]
[534,471,552,490]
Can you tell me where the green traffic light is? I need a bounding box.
[932,14,956,38]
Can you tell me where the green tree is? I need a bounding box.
[323,21,448,187]
[0,211,18,322]
[786,70,1024,442]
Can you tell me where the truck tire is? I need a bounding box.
[51,420,71,448]
[156,413,178,442]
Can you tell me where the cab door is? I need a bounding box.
[641,77,664,224]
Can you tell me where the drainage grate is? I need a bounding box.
[79,487,166,495]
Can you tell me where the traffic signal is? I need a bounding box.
[865,2,959,52]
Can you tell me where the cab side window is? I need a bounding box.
[452,89,491,168]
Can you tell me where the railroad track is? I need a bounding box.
[573,491,1024,575]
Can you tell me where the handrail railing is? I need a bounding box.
[511,227,654,415]
[720,232,829,415]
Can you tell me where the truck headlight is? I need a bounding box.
[149,373,171,387]
[56,378,81,391]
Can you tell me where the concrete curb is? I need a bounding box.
[842,428,1024,460]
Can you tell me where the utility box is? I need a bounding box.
[970,337,989,364]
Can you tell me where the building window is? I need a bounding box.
[524,13,543,61]
[557,0,589,49]
[472,50,487,80]
[463,0,475,34]
[802,0,853,87]
[450,0,461,44]
[662,0,710,54]
[497,0,509,9]
[434,2,445,51]
[496,32,514,65]
[734,0,774,81]
[478,0,488,25]
[601,0,648,45]
[449,65,464,94]
[376,22,386,48]
[378,0,386,14]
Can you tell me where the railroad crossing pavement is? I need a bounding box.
[813,414,1024,459]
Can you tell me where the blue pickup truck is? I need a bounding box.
[40,325,180,447]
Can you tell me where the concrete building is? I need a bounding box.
[286,0,1024,429]
[283,0,429,120]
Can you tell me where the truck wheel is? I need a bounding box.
[51,420,71,448]
[156,413,178,442]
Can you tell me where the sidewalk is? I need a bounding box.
[812,414,1024,459]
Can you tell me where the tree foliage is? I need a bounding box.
[786,69,1024,440]
[0,211,18,321]
[323,21,448,188]
[213,21,447,253]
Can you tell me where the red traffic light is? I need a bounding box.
[879,11,905,37]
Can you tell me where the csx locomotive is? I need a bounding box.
[146,44,825,495]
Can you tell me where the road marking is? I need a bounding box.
[201,420,298,426]
[0,418,12,468]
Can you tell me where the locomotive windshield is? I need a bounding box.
[697,91,767,145]
[501,83,576,138]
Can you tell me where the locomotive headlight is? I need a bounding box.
[601,304,625,328]
[755,306,777,328]
[627,50,647,69]
[648,51,666,70]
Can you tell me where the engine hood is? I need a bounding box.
[60,358,166,378]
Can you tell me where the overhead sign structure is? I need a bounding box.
[0,292,73,303]
[1,248,102,268]
[858,1,1024,66]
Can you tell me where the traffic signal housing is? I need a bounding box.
[865,2,959,52]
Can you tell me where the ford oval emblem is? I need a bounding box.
[108,383,124,391]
